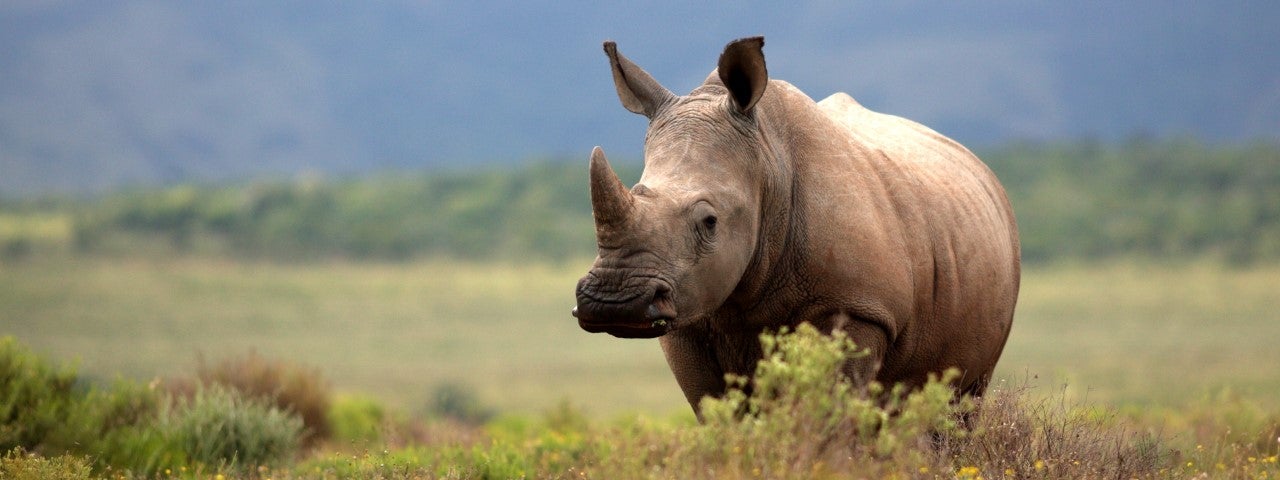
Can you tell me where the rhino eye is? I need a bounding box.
[702,215,718,232]
[692,202,718,244]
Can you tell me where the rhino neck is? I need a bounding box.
[723,83,810,320]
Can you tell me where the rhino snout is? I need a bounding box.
[573,275,676,339]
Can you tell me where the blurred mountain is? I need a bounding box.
[1,1,1277,196]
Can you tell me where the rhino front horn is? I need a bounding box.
[589,146,633,230]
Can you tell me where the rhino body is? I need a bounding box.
[573,37,1020,415]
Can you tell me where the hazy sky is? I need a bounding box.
[2,1,1278,194]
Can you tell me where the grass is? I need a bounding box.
[0,256,678,416]
[2,308,1278,478]
[1002,260,1280,409]
[2,256,1279,421]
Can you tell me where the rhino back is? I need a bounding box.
[780,87,1020,390]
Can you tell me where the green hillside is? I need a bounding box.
[2,139,1277,264]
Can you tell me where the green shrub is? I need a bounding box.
[2,338,312,476]
[657,323,966,478]
[427,382,494,425]
[85,424,183,478]
[46,379,184,477]
[161,384,303,473]
[0,448,96,480]
[585,324,1169,479]
[196,351,332,442]
[0,336,80,453]
[0,337,177,475]
[327,394,386,444]
[0,237,33,261]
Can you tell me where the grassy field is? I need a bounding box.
[2,255,1278,419]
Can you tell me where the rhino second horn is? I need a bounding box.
[589,146,633,229]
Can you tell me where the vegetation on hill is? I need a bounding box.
[983,138,1280,264]
[1,138,1277,264]
[63,162,617,262]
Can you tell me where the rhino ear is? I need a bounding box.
[604,41,675,118]
[717,36,768,114]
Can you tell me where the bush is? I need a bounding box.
[0,338,181,477]
[0,336,80,453]
[161,384,303,473]
[427,382,495,425]
[0,448,95,480]
[581,324,1174,479]
[638,324,968,478]
[195,351,332,442]
[45,379,183,477]
[326,395,386,444]
[2,337,313,476]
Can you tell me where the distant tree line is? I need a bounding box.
[983,138,1279,264]
[3,138,1277,264]
[64,162,623,262]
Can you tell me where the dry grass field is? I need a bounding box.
[2,256,1278,418]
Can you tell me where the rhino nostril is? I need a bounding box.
[645,284,677,324]
[645,304,661,320]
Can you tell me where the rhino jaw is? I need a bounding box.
[579,318,670,339]
[574,301,675,339]
[573,281,677,339]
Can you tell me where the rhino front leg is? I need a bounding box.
[659,329,726,420]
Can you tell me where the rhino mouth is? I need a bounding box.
[573,281,678,339]
[578,319,671,339]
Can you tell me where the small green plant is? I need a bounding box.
[161,384,304,473]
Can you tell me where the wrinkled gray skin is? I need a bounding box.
[573,37,1021,418]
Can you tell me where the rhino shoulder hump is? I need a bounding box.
[817,92,861,108]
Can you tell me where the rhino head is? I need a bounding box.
[573,37,772,338]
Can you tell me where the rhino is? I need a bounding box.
[572,36,1021,416]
